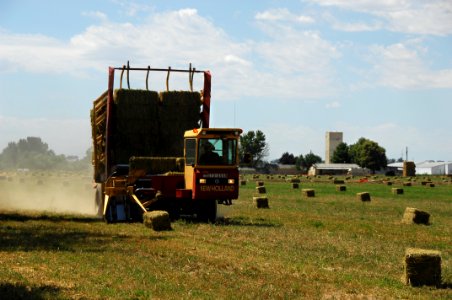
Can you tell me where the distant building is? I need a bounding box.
[325,132,343,164]
[308,163,368,176]
[387,161,452,175]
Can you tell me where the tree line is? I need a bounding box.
[239,130,388,173]
[0,137,91,171]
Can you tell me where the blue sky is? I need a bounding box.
[1,0,451,162]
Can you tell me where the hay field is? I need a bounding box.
[0,173,451,299]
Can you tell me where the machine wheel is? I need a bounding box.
[197,199,217,223]
[94,184,104,217]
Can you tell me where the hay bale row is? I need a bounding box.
[402,207,430,225]
[403,248,441,287]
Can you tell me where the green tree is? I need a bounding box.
[295,154,305,171]
[239,130,269,167]
[331,142,351,163]
[278,152,296,164]
[349,137,387,173]
[303,151,322,171]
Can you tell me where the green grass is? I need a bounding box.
[0,173,451,299]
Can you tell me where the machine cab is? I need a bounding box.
[184,128,242,200]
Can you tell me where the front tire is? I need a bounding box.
[197,199,217,223]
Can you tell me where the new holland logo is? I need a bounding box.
[200,185,235,192]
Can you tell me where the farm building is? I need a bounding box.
[308,163,369,176]
[387,161,452,175]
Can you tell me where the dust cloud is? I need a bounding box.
[0,171,97,216]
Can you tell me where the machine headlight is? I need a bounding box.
[228,179,235,184]
[199,178,207,184]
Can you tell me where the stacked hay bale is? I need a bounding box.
[403,161,416,177]
[143,210,172,231]
[253,181,269,208]
[158,91,202,156]
[112,89,160,164]
[129,156,184,175]
[402,207,430,225]
[403,248,442,287]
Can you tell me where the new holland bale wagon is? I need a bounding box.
[91,63,242,223]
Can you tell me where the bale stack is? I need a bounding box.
[403,248,442,287]
[402,207,430,225]
[357,192,371,201]
[112,89,160,164]
[256,186,266,194]
[158,91,202,156]
[403,161,416,177]
[143,210,172,231]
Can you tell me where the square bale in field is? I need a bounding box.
[143,210,172,231]
[292,183,299,189]
[392,188,404,195]
[333,179,345,184]
[385,181,393,186]
[253,196,269,208]
[401,207,430,225]
[403,182,412,187]
[429,183,435,188]
[336,185,346,192]
[302,189,315,197]
[357,192,371,201]
[240,180,247,186]
[290,178,301,183]
[256,186,266,194]
[403,248,441,287]
[256,181,265,187]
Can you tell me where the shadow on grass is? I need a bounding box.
[0,282,62,299]
[0,212,169,252]
[215,216,282,228]
[0,212,101,223]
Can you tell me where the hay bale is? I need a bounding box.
[402,207,430,225]
[256,181,264,187]
[357,192,371,201]
[403,182,412,187]
[240,180,247,186]
[336,185,346,192]
[403,248,441,287]
[429,183,435,188]
[143,210,172,231]
[302,189,315,197]
[256,186,266,194]
[403,161,416,177]
[290,178,301,183]
[158,91,202,156]
[385,181,393,186]
[253,196,269,208]
[392,188,404,195]
[292,183,299,189]
[333,179,345,184]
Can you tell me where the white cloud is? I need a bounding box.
[255,8,314,24]
[326,101,340,109]
[368,41,452,89]
[310,0,452,35]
